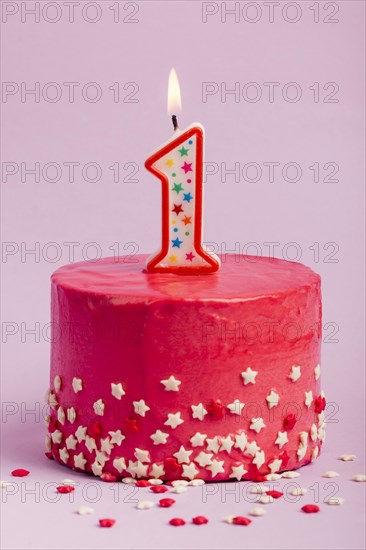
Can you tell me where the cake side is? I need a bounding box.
[46,254,324,481]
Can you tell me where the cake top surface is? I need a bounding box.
[51,254,320,302]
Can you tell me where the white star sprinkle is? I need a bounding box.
[190,432,207,447]
[75,506,94,515]
[65,435,78,450]
[288,365,301,382]
[160,375,181,392]
[290,487,307,496]
[74,425,87,443]
[339,454,356,461]
[258,494,274,504]
[57,407,65,425]
[252,450,265,469]
[95,451,109,466]
[51,430,62,444]
[67,407,76,424]
[108,430,125,446]
[326,497,344,505]
[234,432,247,452]
[127,460,148,478]
[85,436,97,453]
[164,412,184,429]
[45,435,51,451]
[249,507,266,516]
[250,417,266,433]
[351,474,366,482]
[113,457,126,473]
[314,364,321,380]
[241,367,258,385]
[54,375,62,392]
[206,459,225,478]
[173,446,193,464]
[245,441,260,456]
[74,452,87,470]
[304,390,313,408]
[310,424,317,441]
[182,462,199,480]
[91,460,103,477]
[206,436,220,453]
[136,500,154,510]
[101,437,113,454]
[48,392,58,408]
[311,446,319,462]
[59,447,69,463]
[134,448,151,463]
[322,471,339,478]
[111,382,125,400]
[230,464,247,481]
[191,403,208,421]
[149,463,165,479]
[268,459,282,473]
[93,399,104,416]
[150,430,169,445]
[275,431,288,449]
[266,390,280,409]
[133,399,150,417]
[282,471,300,478]
[72,377,83,393]
[220,436,234,453]
[227,399,245,415]
[194,451,213,467]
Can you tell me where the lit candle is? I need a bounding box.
[145,68,220,274]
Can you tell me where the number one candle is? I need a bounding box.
[145,68,220,274]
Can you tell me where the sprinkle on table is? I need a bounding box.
[11,469,30,477]
[169,518,186,526]
[57,485,75,494]
[99,518,116,528]
[192,516,208,525]
[232,516,252,526]
[159,498,176,508]
[301,504,320,513]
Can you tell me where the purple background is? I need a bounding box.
[1,1,365,548]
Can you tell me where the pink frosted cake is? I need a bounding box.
[45,254,325,481]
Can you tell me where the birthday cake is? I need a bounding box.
[45,253,325,481]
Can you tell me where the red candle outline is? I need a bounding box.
[145,125,220,274]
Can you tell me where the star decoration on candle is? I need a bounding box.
[186,252,195,262]
[172,204,183,215]
[165,159,174,167]
[178,146,189,156]
[182,215,192,225]
[172,183,184,194]
[183,192,193,202]
[181,161,192,174]
[172,237,183,248]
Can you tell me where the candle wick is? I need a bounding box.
[172,115,179,131]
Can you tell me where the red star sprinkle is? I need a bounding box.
[87,421,102,438]
[150,485,168,494]
[169,518,185,526]
[45,452,54,460]
[101,472,117,482]
[185,252,195,262]
[314,396,326,413]
[172,204,183,215]
[279,450,290,468]
[206,399,225,419]
[11,469,30,477]
[302,504,320,513]
[57,485,75,493]
[99,518,116,528]
[124,417,139,432]
[232,516,252,526]
[192,516,208,525]
[135,480,151,487]
[283,413,297,430]
[164,457,181,473]
[266,490,283,499]
[159,498,176,508]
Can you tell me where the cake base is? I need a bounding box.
[46,254,324,481]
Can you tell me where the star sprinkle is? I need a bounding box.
[133,399,150,417]
[266,390,280,409]
[48,392,58,408]
[314,364,321,380]
[182,215,192,225]
[171,236,183,248]
[257,495,274,504]
[54,375,62,392]
[75,506,94,515]
[108,430,125,446]
[91,460,103,477]
[268,459,282,473]
[241,367,258,385]
[172,183,184,194]
[164,412,184,429]
[183,192,193,203]
[57,407,65,425]
[134,448,151,463]
[326,497,345,505]
[85,436,97,453]
[234,432,247,452]
[173,446,193,464]
[113,457,127,473]
[245,441,260,456]
[191,403,208,421]
[227,399,245,415]
[250,418,266,433]
[172,204,183,216]
[249,507,266,517]
[67,407,76,424]
[206,459,225,478]
[74,452,87,470]
[288,366,301,382]
[182,463,199,480]
[127,460,148,478]
[275,431,288,449]
[65,435,78,450]
[72,377,83,393]
[206,436,220,453]
[178,146,189,156]
[75,425,87,442]
[136,500,154,510]
[186,252,195,262]
[290,487,307,496]
[111,382,125,400]
[51,430,62,444]
[252,450,265,469]
[351,474,366,482]
[190,432,207,447]
[322,471,339,478]
[194,452,213,467]
[101,437,113,454]
[149,463,165,479]
[220,436,234,454]
[301,504,320,514]
[282,471,301,478]
[230,464,248,481]
[93,399,104,416]
[304,391,313,408]
[339,454,356,461]
[59,447,69,463]
[161,376,181,391]
[150,430,169,445]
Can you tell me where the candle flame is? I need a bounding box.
[167,68,182,115]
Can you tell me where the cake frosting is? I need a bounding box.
[46,254,324,481]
